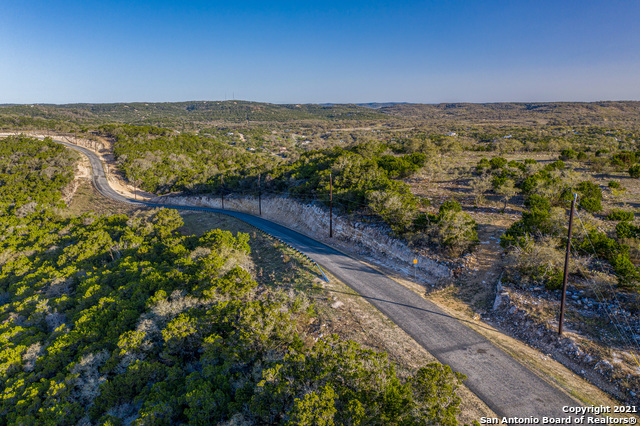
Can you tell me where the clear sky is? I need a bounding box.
[0,0,639,104]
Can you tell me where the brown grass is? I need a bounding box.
[61,178,144,217]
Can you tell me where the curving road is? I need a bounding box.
[55,137,588,420]
[55,138,138,205]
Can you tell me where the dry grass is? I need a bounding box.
[61,179,144,217]
[178,211,496,424]
[428,287,631,410]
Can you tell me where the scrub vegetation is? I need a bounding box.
[2,100,640,414]
[0,136,471,424]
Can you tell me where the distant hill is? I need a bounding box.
[319,102,410,109]
[0,101,389,127]
[357,102,411,109]
[379,101,640,126]
[1,100,639,129]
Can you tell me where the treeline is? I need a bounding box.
[98,125,276,194]
[103,125,479,255]
[85,101,389,123]
[217,143,478,255]
[0,101,389,129]
[382,102,640,127]
[390,125,639,155]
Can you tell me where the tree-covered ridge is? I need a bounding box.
[253,144,428,227]
[0,208,467,425]
[104,125,479,256]
[381,101,640,127]
[83,101,388,122]
[0,101,389,129]
[99,125,277,194]
[0,135,78,211]
[2,101,640,128]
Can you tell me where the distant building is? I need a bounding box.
[446,132,457,137]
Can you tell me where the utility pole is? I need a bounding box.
[558,194,577,336]
[258,173,262,216]
[329,173,333,238]
[133,172,137,201]
[221,174,225,210]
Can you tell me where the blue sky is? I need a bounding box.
[1,0,639,104]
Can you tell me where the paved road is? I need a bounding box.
[55,138,586,419]
[54,139,139,205]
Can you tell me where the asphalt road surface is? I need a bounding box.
[55,137,588,420]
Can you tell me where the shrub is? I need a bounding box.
[366,188,418,233]
[616,221,640,239]
[560,149,577,160]
[544,160,565,171]
[438,200,463,215]
[576,181,602,213]
[579,197,602,213]
[489,157,507,170]
[435,202,478,256]
[611,151,636,168]
[525,194,551,211]
[505,236,566,289]
[475,158,490,174]
[610,253,640,287]
[501,195,568,247]
[507,160,526,172]
[628,164,640,179]
[608,180,621,189]
[578,230,620,261]
[377,154,423,178]
[606,210,635,221]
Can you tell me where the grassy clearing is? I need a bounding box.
[61,178,144,217]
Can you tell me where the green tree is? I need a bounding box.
[286,385,337,426]
[435,201,479,256]
[494,178,519,212]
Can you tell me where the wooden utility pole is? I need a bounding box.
[221,174,225,209]
[329,173,333,238]
[258,173,262,216]
[559,194,577,336]
[132,172,137,201]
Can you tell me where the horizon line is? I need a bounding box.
[1,99,640,107]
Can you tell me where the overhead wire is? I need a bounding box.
[210,183,440,233]
[570,200,640,369]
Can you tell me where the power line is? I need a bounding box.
[559,194,576,336]
[571,205,640,368]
